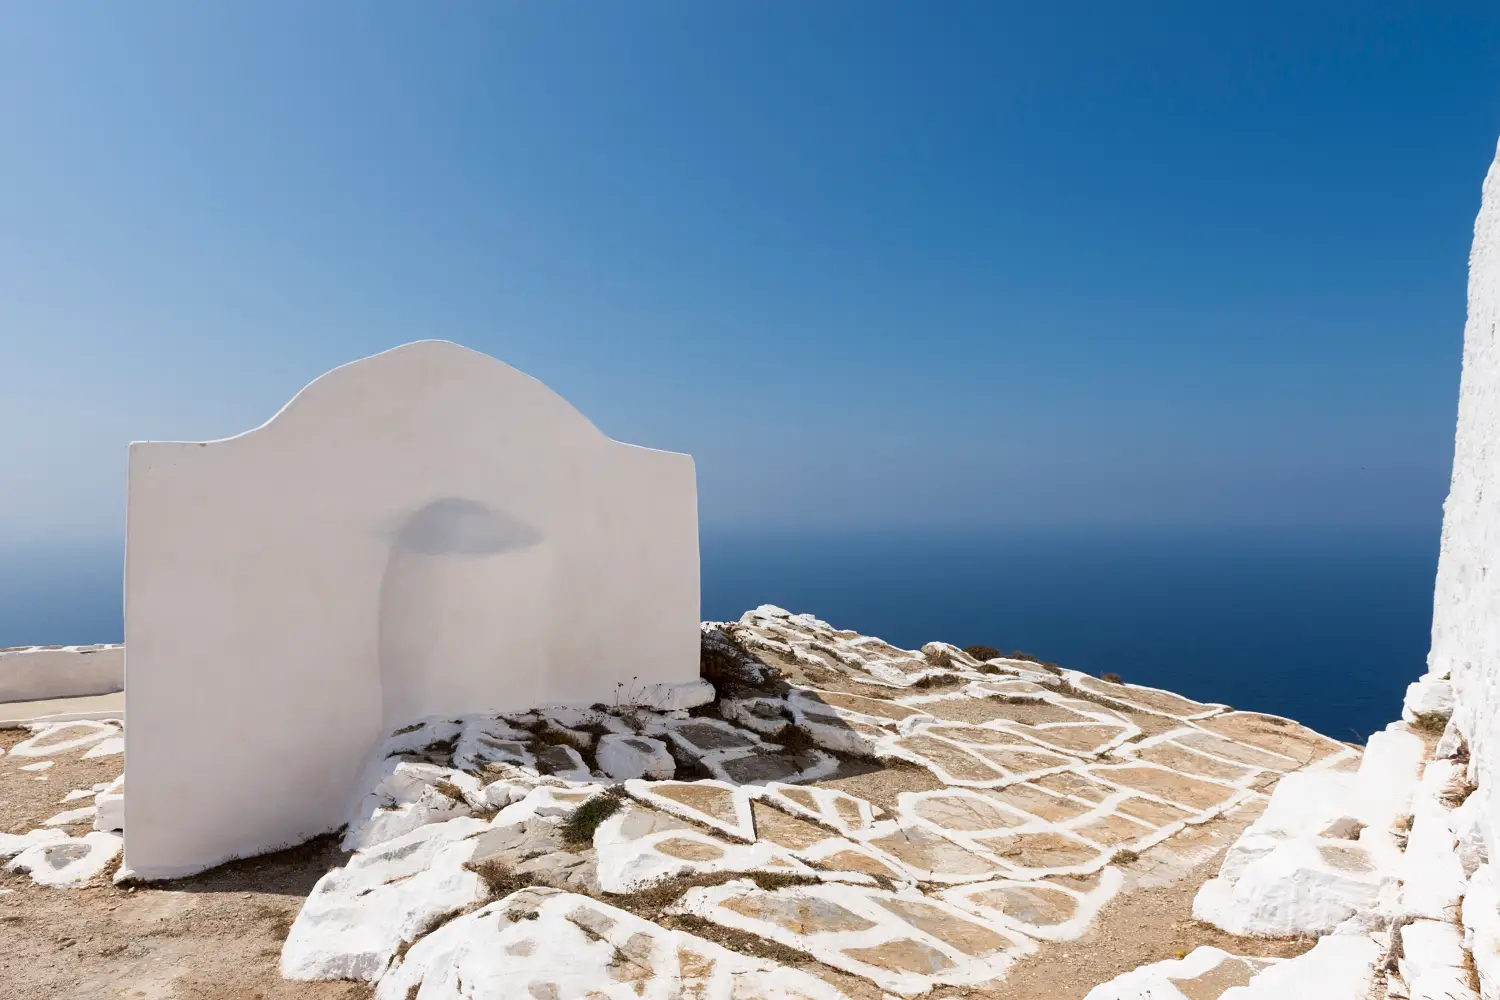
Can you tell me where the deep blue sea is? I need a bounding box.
[0,526,1440,742]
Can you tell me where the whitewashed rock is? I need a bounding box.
[489,784,604,828]
[596,733,674,780]
[1193,724,1429,939]
[1463,865,1500,999]
[81,736,124,759]
[700,623,780,686]
[6,831,121,887]
[281,816,488,983]
[1218,936,1379,999]
[94,775,124,833]
[669,878,1036,995]
[1409,968,1479,1000]
[342,759,478,851]
[1194,770,1397,936]
[1400,760,1469,920]
[593,802,802,893]
[1194,836,1392,936]
[474,778,528,811]
[622,678,716,712]
[0,828,68,859]
[1455,794,1488,877]
[7,720,117,758]
[1404,676,1456,723]
[376,887,849,1000]
[1436,717,1466,759]
[42,806,96,827]
[921,642,981,669]
[18,761,53,772]
[1355,726,1426,836]
[1083,947,1277,1000]
[1398,919,1470,996]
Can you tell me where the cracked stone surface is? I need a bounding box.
[0,607,1376,998]
[252,607,1369,997]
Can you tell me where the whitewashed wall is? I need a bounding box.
[124,341,700,879]
[0,644,123,702]
[1428,139,1500,865]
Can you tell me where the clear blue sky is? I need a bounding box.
[3,3,1498,543]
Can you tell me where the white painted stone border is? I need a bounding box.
[0,645,123,703]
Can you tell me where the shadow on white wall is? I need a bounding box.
[378,498,548,729]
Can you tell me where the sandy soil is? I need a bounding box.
[0,728,372,1000]
[0,681,1318,1000]
[977,801,1314,999]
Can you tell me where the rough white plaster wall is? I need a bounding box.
[0,645,124,703]
[1429,138,1500,866]
[123,341,699,879]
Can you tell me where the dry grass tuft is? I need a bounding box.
[1412,711,1451,735]
[769,723,818,754]
[464,856,537,901]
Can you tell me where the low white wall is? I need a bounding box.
[124,341,701,880]
[1428,137,1500,864]
[0,645,124,703]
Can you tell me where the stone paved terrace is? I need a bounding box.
[0,606,1362,999]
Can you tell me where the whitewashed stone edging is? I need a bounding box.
[377,887,851,1000]
[6,831,122,887]
[0,644,123,703]
[281,816,489,983]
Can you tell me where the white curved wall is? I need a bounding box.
[123,341,700,879]
[0,644,124,703]
[1429,138,1500,864]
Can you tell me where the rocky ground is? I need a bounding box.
[0,606,1370,999]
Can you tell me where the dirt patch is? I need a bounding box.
[929,808,1314,999]
[913,696,1074,726]
[0,833,369,1000]
[808,756,946,813]
[0,728,122,837]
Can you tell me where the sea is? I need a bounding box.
[0,525,1441,743]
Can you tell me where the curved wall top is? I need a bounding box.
[123,340,700,879]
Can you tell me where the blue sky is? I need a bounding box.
[3,3,1499,543]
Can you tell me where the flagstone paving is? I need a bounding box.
[0,606,1361,998]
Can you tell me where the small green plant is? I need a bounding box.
[562,788,625,845]
[1111,848,1139,864]
[963,645,1001,662]
[1100,673,1124,685]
